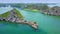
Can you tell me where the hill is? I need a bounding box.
[0,8,23,20]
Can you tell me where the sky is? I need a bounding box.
[0,0,60,3]
[41,0,60,3]
[0,0,41,3]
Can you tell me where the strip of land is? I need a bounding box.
[0,8,38,30]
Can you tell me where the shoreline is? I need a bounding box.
[41,11,60,16]
[0,18,38,30]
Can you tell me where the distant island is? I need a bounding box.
[40,6,60,16]
[23,4,60,16]
[0,8,38,30]
[0,3,60,16]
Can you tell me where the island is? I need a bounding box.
[36,4,60,16]
[0,8,38,30]
[19,3,60,16]
[41,6,60,16]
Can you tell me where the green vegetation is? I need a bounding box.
[24,4,49,12]
[25,4,35,9]
[0,12,9,18]
[24,9,39,12]
[0,8,23,19]
[32,9,39,12]
[13,9,23,19]
[39,4,49,10]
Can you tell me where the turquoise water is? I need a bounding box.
[0,7,60,34]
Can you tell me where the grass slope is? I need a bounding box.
[24,9,39,12]
[0,8,23,19]
[13,9,23,19]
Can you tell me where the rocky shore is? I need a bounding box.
[41,12,60,16]
[0,18,38,30]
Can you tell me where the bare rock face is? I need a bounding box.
[6,9,18,22]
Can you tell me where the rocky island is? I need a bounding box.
[41,6,60,16]
[39,5,60,16]
[0,8,38,30]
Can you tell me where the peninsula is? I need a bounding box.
[0,8,38,30]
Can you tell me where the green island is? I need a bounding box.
[23,4,60,16]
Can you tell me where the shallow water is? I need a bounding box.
[0,7,60,34]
